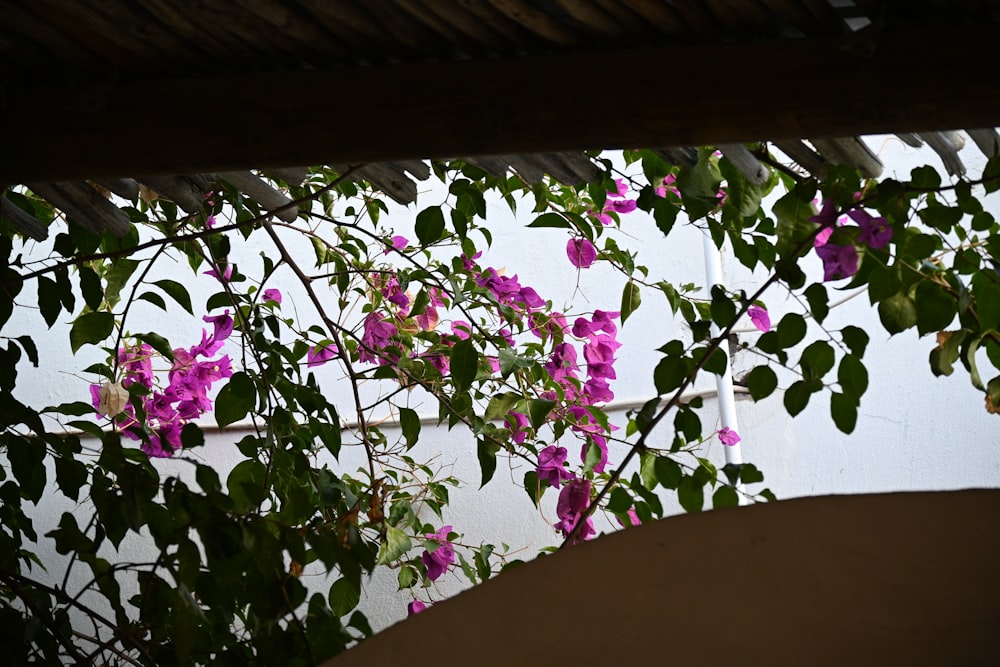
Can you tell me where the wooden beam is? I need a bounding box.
[3,22,999,182]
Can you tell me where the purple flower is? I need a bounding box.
[529,311,568,339]
[407,599,426,616]
[567,238,597,269]
[815,242,859,282]
[262,288,282,304]
[848,209,893,249]
[359,314,398,364]
[719,427,741,446]
[536,445,573,488]
[572,310,619,338]
[555,478,594,543]
[748,305,771,333]
[421,526,455,581]
[809,198,840,228]
[203,263,232,283]
[307,343,338,367]
[506,411,530,445]
[606,198,637,214]
[655,174,679,198]
[384,235,409,254]
[608,178,628,198]
[617,508,640,527]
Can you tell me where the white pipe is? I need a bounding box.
[702,234,746,502]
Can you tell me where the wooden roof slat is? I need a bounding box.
[618,0,692,39]
[240,0,353,63]
[135,176,206,215]
[296,0,389,57]
[3,1,104,74]
[590,0,663,39]
[93,178,139,201]
[967,128,1000,158]
[216,171,299,223]
[139,0,256,68]
[22,0,181,73]
[361,1,458,59]
[753,0,822,33]
[810,137,883,179]
[392,0,497,56]
[460,156,513,178]
[455,0,543,47]
[773,139,829,175]
[27,182,130,237]
[486,0,586,46]
[550,0,631,39]
[354,163,419,205]
[390,161,432,181]
[267,167,312,186]
[918,132,966,177]
[553,153,603,184]
[189,0,319,68]
[0,195,48,241]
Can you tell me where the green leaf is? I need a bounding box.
[450,338,477,393]
[654,355,688,395]
[15,336,38,367]
[914,280,957,335]
[78,265,103,310]
[830,392,858,434]
[523,471,544,507]
[983,155,1000,193]
[930,329,968,377]
[152,279,194,315]
[329,578,361,617]
[653,198,679,236]
[215,371,256,428]
[877,293,918,334]
[972,272,1000,332]
[744,365,778,400]
[712,485,740,509]
[709,285,736,327]
[485,393,520,422]
[54,457,88,502]
[69,311,114,353]
[135,332,174,362]
[654,456,683,490]
[527,212,570,228]
[837,354,869,397]
[607,487,633,514]
[620,280,641,324]
[841,326,869,356]
[415,206,446,245]
[677,476,703,513]
[804,283,829,324]
[226,459,268,512]
[37,276,62,327]
[399,408,420,449]
[477,438,499,488]
[376,525,412,565]
[137,291,167,311]
[527,398,556,431]
[799,340,835,379]
[776,313,806,348]
[783,379,813,417]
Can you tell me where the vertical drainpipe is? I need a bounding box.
[702,235,746,503]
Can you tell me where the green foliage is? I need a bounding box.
[2,141,999,665]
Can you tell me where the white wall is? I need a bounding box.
[6,137,1000,634]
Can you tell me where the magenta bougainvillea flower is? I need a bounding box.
[407,599,426,616]
[262,288,282,304]
[815,241,859,281]
[384,235,409,254]
[566,237,597,269]
[555,478,594,543]
[359,313,398,364]
[655,174,680,198]
[506,411,530,445]
[848,209,893,249]
[536,445,573,488]
[421,526,455,581]
[719,427,741,446]
[748,305,771,333]
[307,344,338,367]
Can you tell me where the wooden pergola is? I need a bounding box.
[2,3,998,664]
[2,0,1000,182]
